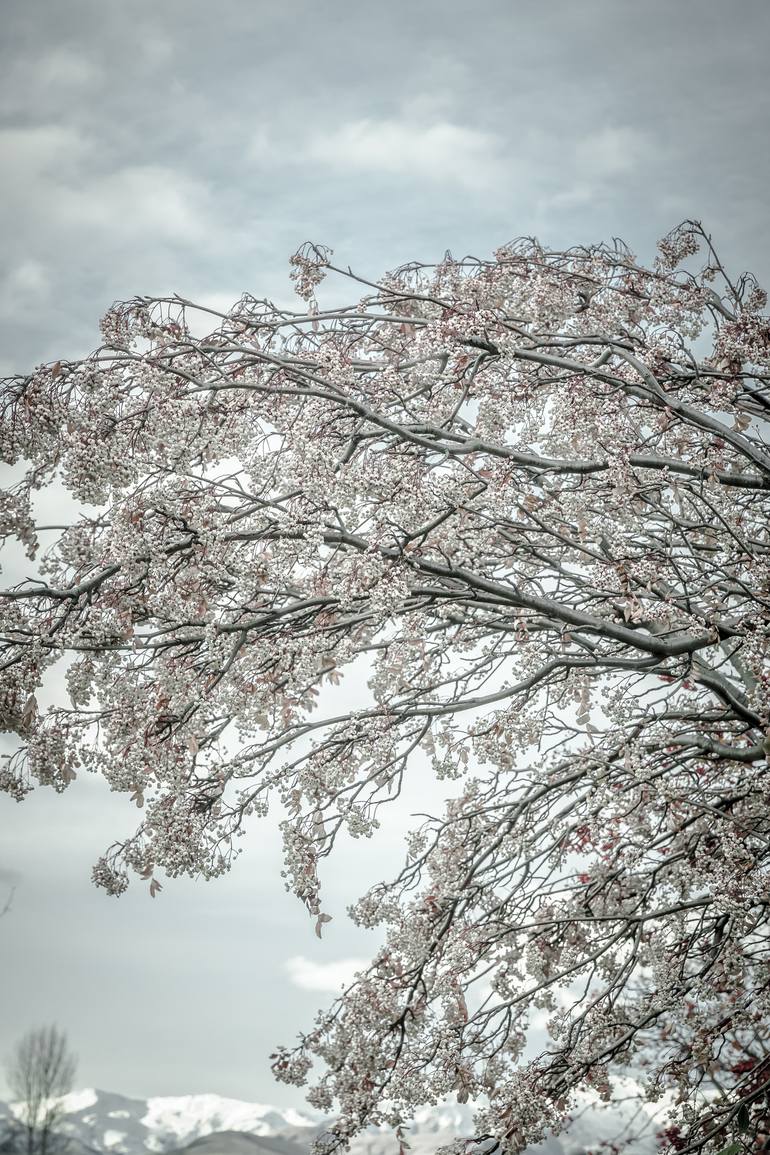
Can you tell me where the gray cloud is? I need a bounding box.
[2,0,769,375]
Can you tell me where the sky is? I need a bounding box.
[2,0,770,1110]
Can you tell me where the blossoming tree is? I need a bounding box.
[1,222,769,1155]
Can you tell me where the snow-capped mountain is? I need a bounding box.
[0,1090,320,1155]
[0,1082,671,1155]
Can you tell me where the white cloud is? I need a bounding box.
[0,124,90,175]
[0,126,211,248]
[139,31,175,67]
[285,955,367,992]
[538,126,652,216]
[0,49,101,118]
[2,259,51,299]
[0,259,52,324]
[304,117,501,189]
[59,165,210,244]
[574,125,650,178]
[36,47,102,90]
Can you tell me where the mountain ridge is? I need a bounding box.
[0,1083,668,1155]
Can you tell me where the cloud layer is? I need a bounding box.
[285,956,368,993]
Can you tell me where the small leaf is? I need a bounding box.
[314,912,332,938]
[737,1102,750,1131]
[187,735,199,755]
[714,1143,741,1155]
[22,694,38,728]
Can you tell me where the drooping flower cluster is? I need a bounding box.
[2,221,769,1155]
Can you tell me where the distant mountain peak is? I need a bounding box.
[0,1081,670,1155]
[0,1088,320,1155]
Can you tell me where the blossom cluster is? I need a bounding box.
[2,225,769,1154]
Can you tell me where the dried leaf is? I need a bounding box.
[21,694,38,728]
[457,992,468,1022]
[314,912,332,939]
[149,878,162,898]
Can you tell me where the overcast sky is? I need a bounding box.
[2,0,770,1110]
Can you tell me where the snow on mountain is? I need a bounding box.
[141,1093,320,1144]
[0,1089,320,1155]
[340,1080,670,1155]
[0,1080,672,1155]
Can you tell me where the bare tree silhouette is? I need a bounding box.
[5,1027,77,1155]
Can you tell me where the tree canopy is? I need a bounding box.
[1,222,769,1155]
